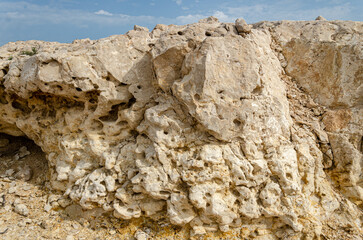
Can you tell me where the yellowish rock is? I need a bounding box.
[0,17,362,239]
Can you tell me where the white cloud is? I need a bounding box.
[175,11,234,25]
[212,10,233,22]
[173,0,183,6]
[0,2,164,27]
[176,14,207,24]
[224,2,354,23]
[94,10,113,16]
[0,0,359,46]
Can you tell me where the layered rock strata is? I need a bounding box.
[0,17,362,238]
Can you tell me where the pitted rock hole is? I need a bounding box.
[0,133,48,185]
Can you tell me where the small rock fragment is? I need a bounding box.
[8,186,16,194]
[13,198,21,205]
[14,146,30,160]
[199,16,219,23]
[315,16,327,20]
[48,194,60,203]
[134,230,148,240]
[58,197,72,208]
[66,235,74,240]
[44,203,52,212]
[192,226,206,235]
[14,165,33,181]
[14,203,29,216]
[134,25,149,32]
[219,225,229,232]
[22,184,32,191]
[235,18,252,34]
[72,223,80,229]
[4,169,14,176]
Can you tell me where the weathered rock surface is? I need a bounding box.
[0,17,362,238]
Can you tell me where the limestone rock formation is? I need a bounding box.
[0,17,362,238]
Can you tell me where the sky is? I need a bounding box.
[0,0,362,46]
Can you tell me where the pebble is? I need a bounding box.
[66,235,74,240]
[4,169,14,176]
[143,227,151,235]
[58,197,72,208]
[13,198,21,205]
[48,194,59,203]
[14,165,33,181]
[8,186,16,194]
[134,230,148,240]
[23,184,32,191]
[14,146,30,160]
[219,225,229,232]
[14,203,29,216]
[51,201,60,208]
[72,223,80,230]
[44,203,52,212]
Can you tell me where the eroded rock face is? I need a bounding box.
[0,17,362,238]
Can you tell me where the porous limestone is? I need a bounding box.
[0,17,362,238]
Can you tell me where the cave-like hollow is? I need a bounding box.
[0,132,48,185]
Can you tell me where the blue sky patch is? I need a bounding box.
[0,0,362,46]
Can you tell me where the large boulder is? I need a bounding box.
[0,18,361,238]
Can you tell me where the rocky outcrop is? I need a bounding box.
[0,17,362,238]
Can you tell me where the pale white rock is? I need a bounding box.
[134,25,149,32]
[8,186,16,194]
[235,18,252,34]
[167,193,196,225]
[66,235,74,240]
[44,203,52,212]
[5,169,14,176]
[14,165,33,181]
[134,230,148,240]
[0,17,362,238]
[315,16,327,20]
[18,146,30,158]
[14,203,29,216]
[58,197,72,208]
